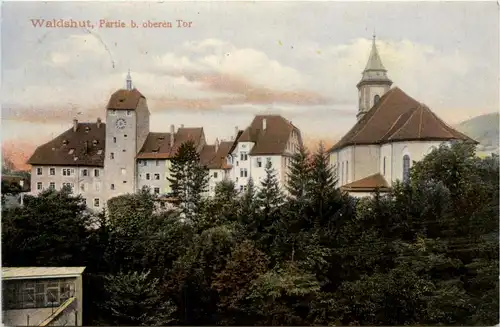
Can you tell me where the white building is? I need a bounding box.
[27,74,303,206]
[328,36,476,198]
[228,115,303,193]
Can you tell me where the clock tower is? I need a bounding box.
[104,71,150,202]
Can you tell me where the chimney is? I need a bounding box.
[181,124,184,128]
[263,118,267,131]
[215,138,219,153]
[84,141,89,154]
[234,126,239,138]
[73,119,78,132]
[97,117,102,128]
[170,124,175,147]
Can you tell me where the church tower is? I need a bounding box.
[356,35,393,120]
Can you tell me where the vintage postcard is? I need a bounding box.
[1,1,498,326]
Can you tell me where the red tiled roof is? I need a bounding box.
[137,128,204,159]
[200,141,237,170]
[329,87,476,152]
[238,115,302,155]
[106,88,145,110]
[27,122,106,167]
[341,173,390,192]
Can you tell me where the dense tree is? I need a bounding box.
[2,141,498,326]
[102,270,177,326]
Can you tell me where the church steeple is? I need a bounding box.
[356,34,393,120]
[126,69,133,90]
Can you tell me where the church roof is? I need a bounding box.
[364,37,386,71]
[341,173,390,193]
[328,87,476,152]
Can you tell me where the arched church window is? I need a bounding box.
[402,155,410,183]
[374,94,380,104]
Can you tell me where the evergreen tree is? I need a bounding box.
[286,144,312,201]
[102,270,177,325]
[256,160,284,212]
[167,140,209,220]
[307,142,341,227]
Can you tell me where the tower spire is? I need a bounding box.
[356,33,393,120]
[126,69,133,90]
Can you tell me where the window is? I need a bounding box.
[383,157,386,175]
[126,110,132,116]
[240,185,244,192]
[37,182,43,190]
[346,160,349,183]
[146,173,151,180]
[213,172,218,178]
[124,134,128,138]
[113,137,117,143]
[374,94,380,104]
[68,149,74,155]
[403,155,410,183]
[341,161,344,184]
[97,150,103,155]
[110,152,114,159]
[267,157,272,164]
[62,168,73,176]
[142,161,147,167]
[49,182,55,190]
[94,198,100,207]
[154,173,160,180]
[240,152,248,161]
[49,167,55,175]
[110,109,116,115]
[94,169,100,177]
[36,167,43,175]
[95,182,101,192]
[82,169,88,177]
[256,157,262,167]
[240,168,248,177]
[123,149,126,152]
[155,160,160,166]
[121,168,126,175]
[154,187,160,194]
[111,184,115,190]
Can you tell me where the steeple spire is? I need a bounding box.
[364,33,386,71]
[356,34,393,121]
[126,69,133,90]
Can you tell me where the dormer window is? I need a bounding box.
[92,140,98,146]
[97,150,103,155]
[68,149,74,154]
[63,140,68,145]
[85,126,90,133]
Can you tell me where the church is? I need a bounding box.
[328,36,476,198]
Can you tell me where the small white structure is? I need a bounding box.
[2,267,85,326]
[328,35,476,198]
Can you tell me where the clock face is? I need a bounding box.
[115,118,127,129]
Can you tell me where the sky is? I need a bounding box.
[1,1,499,169]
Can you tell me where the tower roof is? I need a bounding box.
[364,35,386,71]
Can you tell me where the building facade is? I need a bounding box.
[27,75,303,207]
[328,36,476,198]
